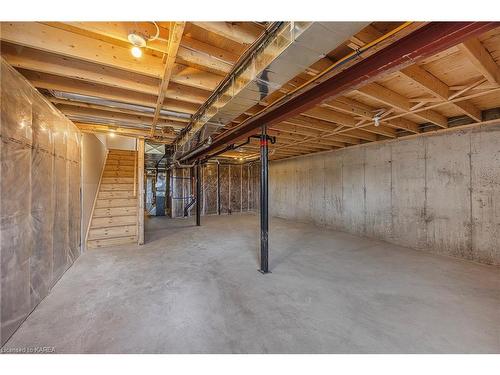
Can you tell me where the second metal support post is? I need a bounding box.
[259,124,269,273]
[196,163,201,226]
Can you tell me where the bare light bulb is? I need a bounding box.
[131,46,142,58]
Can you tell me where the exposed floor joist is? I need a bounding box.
[151,22,186,137]
[1,22,499,159]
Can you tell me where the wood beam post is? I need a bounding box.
[137,138,145,245]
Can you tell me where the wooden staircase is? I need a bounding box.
[87,149,138,249]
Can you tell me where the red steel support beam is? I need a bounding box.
[190,21,499,161]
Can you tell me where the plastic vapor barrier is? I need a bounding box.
[168,162,260,218]
[1,59,82,346]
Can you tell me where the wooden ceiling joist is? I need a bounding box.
[2,21,499,159]
[53,21,238,74]
[458,37,500,85]
[324,96,421,133]
[356,82,449,128]
[1,43,213,102]
[400,64,450,100]
[399,63,482,122]
[1,22,164,77]
[75,122,174,140]
[19,69,199,115]
[194,22,499,161]
[151,22,186,137]
[0,23,223,91]
[191,22,263,45]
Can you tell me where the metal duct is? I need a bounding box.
[145,143,166,155]
[49,90,192,120]
[64,114,153,130]
[175,21,369,159]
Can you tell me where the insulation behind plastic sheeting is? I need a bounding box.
[249,162,260,211]
[167,162,260,218]
[170,168,193,218]
[242,165,249,210]
[203,164,218,215]
[230,165,242,212]
[0,60,81,345]
[171,168,184,218]
[219,165,230,214]
[183,169,192,216]
[146,176,156,215]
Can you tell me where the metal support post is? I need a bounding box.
[259,124,269,273]
[196,163,201,226]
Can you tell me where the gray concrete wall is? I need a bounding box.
[270,124,500,265]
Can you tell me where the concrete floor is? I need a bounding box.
[4,213,500,353]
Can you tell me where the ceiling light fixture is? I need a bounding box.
[128,33,146,58]
[373,109,386,127]
[127,22,160,59]
[131,45,143,58]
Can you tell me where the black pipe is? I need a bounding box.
[202,136,254,162]
[259,124,269,274]
[204,144,235,161]
[217,163,221,215]
[155,145,174,169]
[184,197,196,217]
[196,163,201,226]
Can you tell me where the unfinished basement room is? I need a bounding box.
[1,12,500,360]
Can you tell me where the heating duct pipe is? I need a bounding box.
[178,137,213,162]
[192,22,498,159]
[185,21,499,274]
[174,21,370,161]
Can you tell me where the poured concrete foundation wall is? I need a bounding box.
[1,60,82,345]
[270,124,500,265]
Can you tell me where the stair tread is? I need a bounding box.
[108,150,136,153]
[93,208,137,218]
[87,150,138,249]
[87,236,137,249]
[91,218,136,229]
[96,204,136,209]
[101,184,134,186]
[88,225,137,240]
[101,182,134,185]
[97,197,136,201]
[100,184,134,191]
[98,192,135,199]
